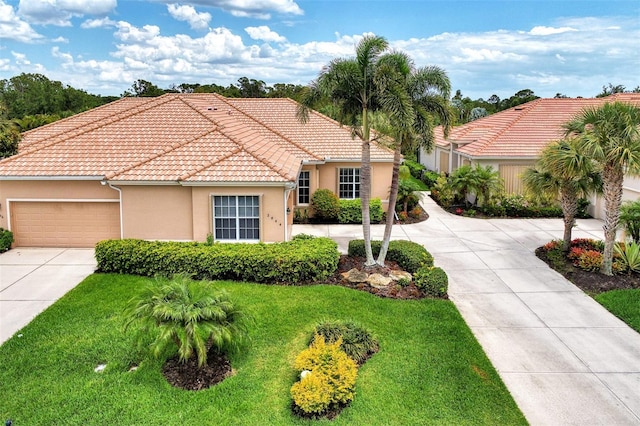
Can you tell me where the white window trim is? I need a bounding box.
[297,170,311,206]
[211,195,261,242]
[338,167,360,199]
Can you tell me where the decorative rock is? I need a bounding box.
[389,270,413,282]
[367,273,393,289]
[300,370,312,379]
[341,268,369,283]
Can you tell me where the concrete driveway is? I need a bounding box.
[0,248,96,344]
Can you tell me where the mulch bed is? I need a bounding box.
[162,352,233,391]
[535,248,640,294]
[325,255,426,300]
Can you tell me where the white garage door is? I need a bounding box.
[10,201,120,247]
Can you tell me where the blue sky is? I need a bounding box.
[1,0,638,99]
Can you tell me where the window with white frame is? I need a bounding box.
[212,195,260,241]
[338,168,360,199]
[297,170,310,205]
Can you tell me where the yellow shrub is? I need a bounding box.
[290,334,358,415]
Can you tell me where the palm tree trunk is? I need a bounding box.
[560,188,578,252]
[601,165,624,276]
[361,108,376,267]
[377,142,402,266]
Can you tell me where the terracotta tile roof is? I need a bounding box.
[435,93,640,159]
[0,93,394,183]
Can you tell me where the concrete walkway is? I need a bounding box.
[294,196,640,425]
[0,248,96,344]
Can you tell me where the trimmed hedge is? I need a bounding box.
[95,236,340,284]
[414,266,448,298]
[347,239,434,273]
[338,198,383,224]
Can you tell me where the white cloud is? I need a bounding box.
[12,51,31,65]
[0,0,44,43]
[154,0,303,19]
[18,0,117,26]
[52,36,69,43]
[81,17,117,29]
[529,26,577,36]
[167,4,211,30]
[245,26,286,43]
[52,46,74,63]
[452,48,526,63]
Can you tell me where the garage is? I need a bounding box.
[10,201,120,247]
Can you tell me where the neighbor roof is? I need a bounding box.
[434,93,640,159]
[0,93,394,184]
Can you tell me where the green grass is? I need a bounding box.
[595,289,640,333]
[406,174,429,191]
[0,274,526,425]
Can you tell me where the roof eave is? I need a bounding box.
[0,175,105,181]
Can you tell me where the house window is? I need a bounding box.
[298,170,310,205]
[339,168,360,199]
[213,195,260,241]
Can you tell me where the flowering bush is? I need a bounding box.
[568,247,586,263]
[543,240,562,252]
[290,334,357,416]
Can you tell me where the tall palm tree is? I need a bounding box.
[298,35,389,267]
[522,138,602,252]
[374,55,452,265]
[563,101,640,275]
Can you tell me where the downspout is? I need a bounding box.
[284,182,296,241]
[102,180,123,239]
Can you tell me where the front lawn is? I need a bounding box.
[0,274,525,425]
[595,289,640,333]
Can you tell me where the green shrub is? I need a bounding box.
[619,200,640,243]
[123,275,249,367]
[576,198,591,219]
[291,334,358,416]
[347,239,433,273]
[311,189,340,221]
[95,237,339,284]
[0,227,13,252]
[338,198,383,224]
[413,266,448,298]
[311,321,378,365]
[403,159,426,180]
[431,173,454,208]
[421,170,440,188]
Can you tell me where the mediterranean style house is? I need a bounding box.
[420,93,640,219]
[0,94,394,247]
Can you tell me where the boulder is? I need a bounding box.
[341,268,369,283]
[367,273,392,289]
[389,270,413,283]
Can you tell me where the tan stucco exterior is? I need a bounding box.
[295,161,394,215]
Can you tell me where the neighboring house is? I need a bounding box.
[0,93,394,247]
[420,93,640,218]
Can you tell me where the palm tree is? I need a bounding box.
[373,55,452,265]
[124,275,249,368]
[522,138,602,252]
[298,35,389,267]
[473,164,503,207]
[449,165,478,208]
[563,101,640,275]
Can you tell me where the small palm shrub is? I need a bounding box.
[311,189,340,221]
[614,242,640,273]
[124,275,250,367]
[0,227,13,252]
[413,266,448,298]
[619,200,640,243]
[291,335,357,416]
[311,321,379,365]
[431,173,454,208]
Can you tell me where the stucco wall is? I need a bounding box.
[191,185,287,243]
[120,185,193,240]
[0,180,117,230]
[312,161,393,204]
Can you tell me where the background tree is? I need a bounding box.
[522,138,602,252]
[563,102,640,274]
[0,102,20,158]
[297,34,390,267]
[123,79,166,97]
[596,83,626,98]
